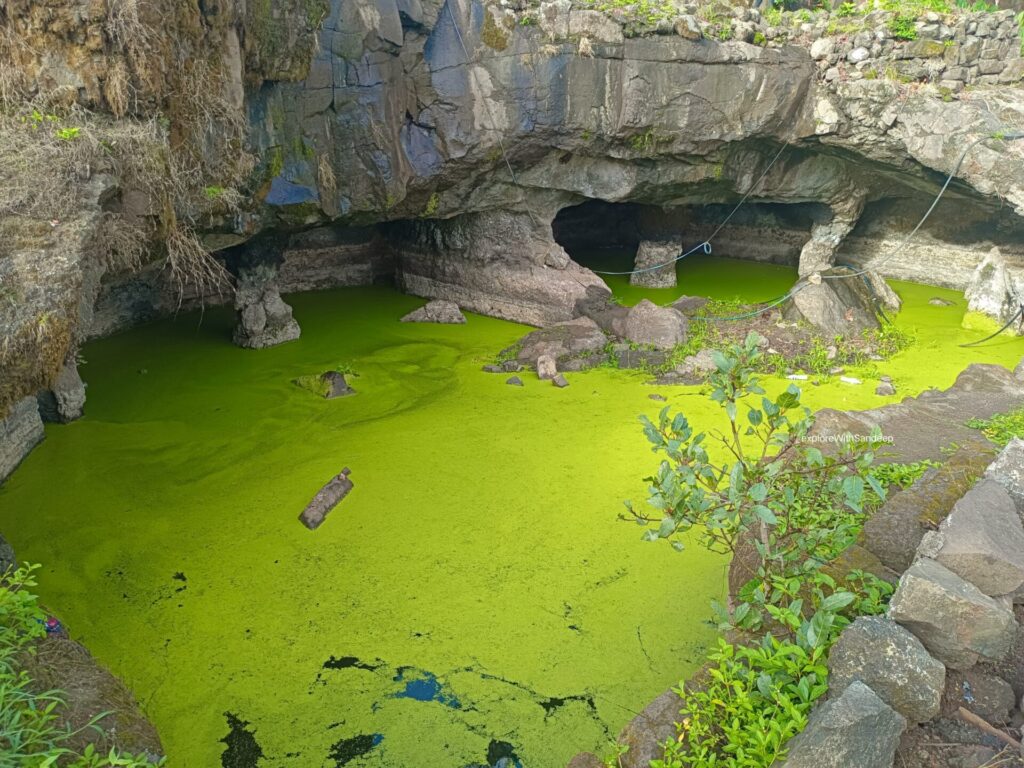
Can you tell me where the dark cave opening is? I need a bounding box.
[551,199,831,275]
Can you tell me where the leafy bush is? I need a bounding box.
[623,334,894,767]
[967,407,1024,447]
[888,14,918,39]
[0,564,160,767]
[869,459,938,490]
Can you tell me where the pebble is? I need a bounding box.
[649,394,667,401]
[840,376,862,385]
[506,376,523,386]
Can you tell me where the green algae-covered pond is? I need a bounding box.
[2,256,1023,767]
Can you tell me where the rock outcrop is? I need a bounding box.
[0,397,44,485]
[232,268,301,350]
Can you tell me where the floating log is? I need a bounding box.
[299,468,353,530]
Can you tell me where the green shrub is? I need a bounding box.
[888,14,918,39]
[624,334,893,767]
[967,407,1024,446]
[869,460,938,490]
[0,564,160,767]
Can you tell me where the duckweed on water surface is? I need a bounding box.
[1,257,1021,767]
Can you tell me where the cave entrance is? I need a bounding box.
[552,199,830,279]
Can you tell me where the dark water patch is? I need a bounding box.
[323,655,383,672]
[220,712,264,768]
[486,740,522,767]
[391,667,461,708]
[328,733,382,766]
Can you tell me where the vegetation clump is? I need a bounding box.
[619,333,897,767]
[967,407,1024,446]
[0,564,161,766]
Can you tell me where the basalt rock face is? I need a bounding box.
[7,3,1024,417]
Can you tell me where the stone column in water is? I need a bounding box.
[630,239,679,288]
[231,235,301,349]
[786,193,898,335]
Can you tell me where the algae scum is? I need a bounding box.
[2,257,1022,767]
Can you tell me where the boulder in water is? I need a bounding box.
[965,247,1022,328]
[400,300,466,324]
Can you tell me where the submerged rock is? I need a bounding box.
[929,297,956,306]
[299,468,354,530]
[506,376,523,386]
[875,381,896,396]
[294,371,355,399]
[552,374,569,388]
[400,300,466,324]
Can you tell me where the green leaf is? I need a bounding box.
[748,483,768,502]
[819,591,856,612]
[658,517,676,538]
[754,505,778,525]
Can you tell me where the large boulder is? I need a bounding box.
[400,299,466,324]
[630,240,678,288]
[919,479,1024,597]
[984,438,1024,522]
[784,273,879,337]
[621,300,688,350]
[0,397,44,485]
[827,616,945,723]
[863,445,994,572]
[888,558,1018,670]
[965,247,1022,328]
[37,362,86,423]
[774,681,905,768]
[507,316,607,368]
[233,268,301,349]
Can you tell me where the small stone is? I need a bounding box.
[848,46,871,63]
[953,670,1016,723]
[876,382,896,396]
[552,374,569,388]
[674,14,702,40]
[537,354,557,380]
[840,376,862,385]
[829,366,845,375]
[787,374,809,380]
[482,364,503,373]
[649,394,667,402]
[506,376,524,386]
